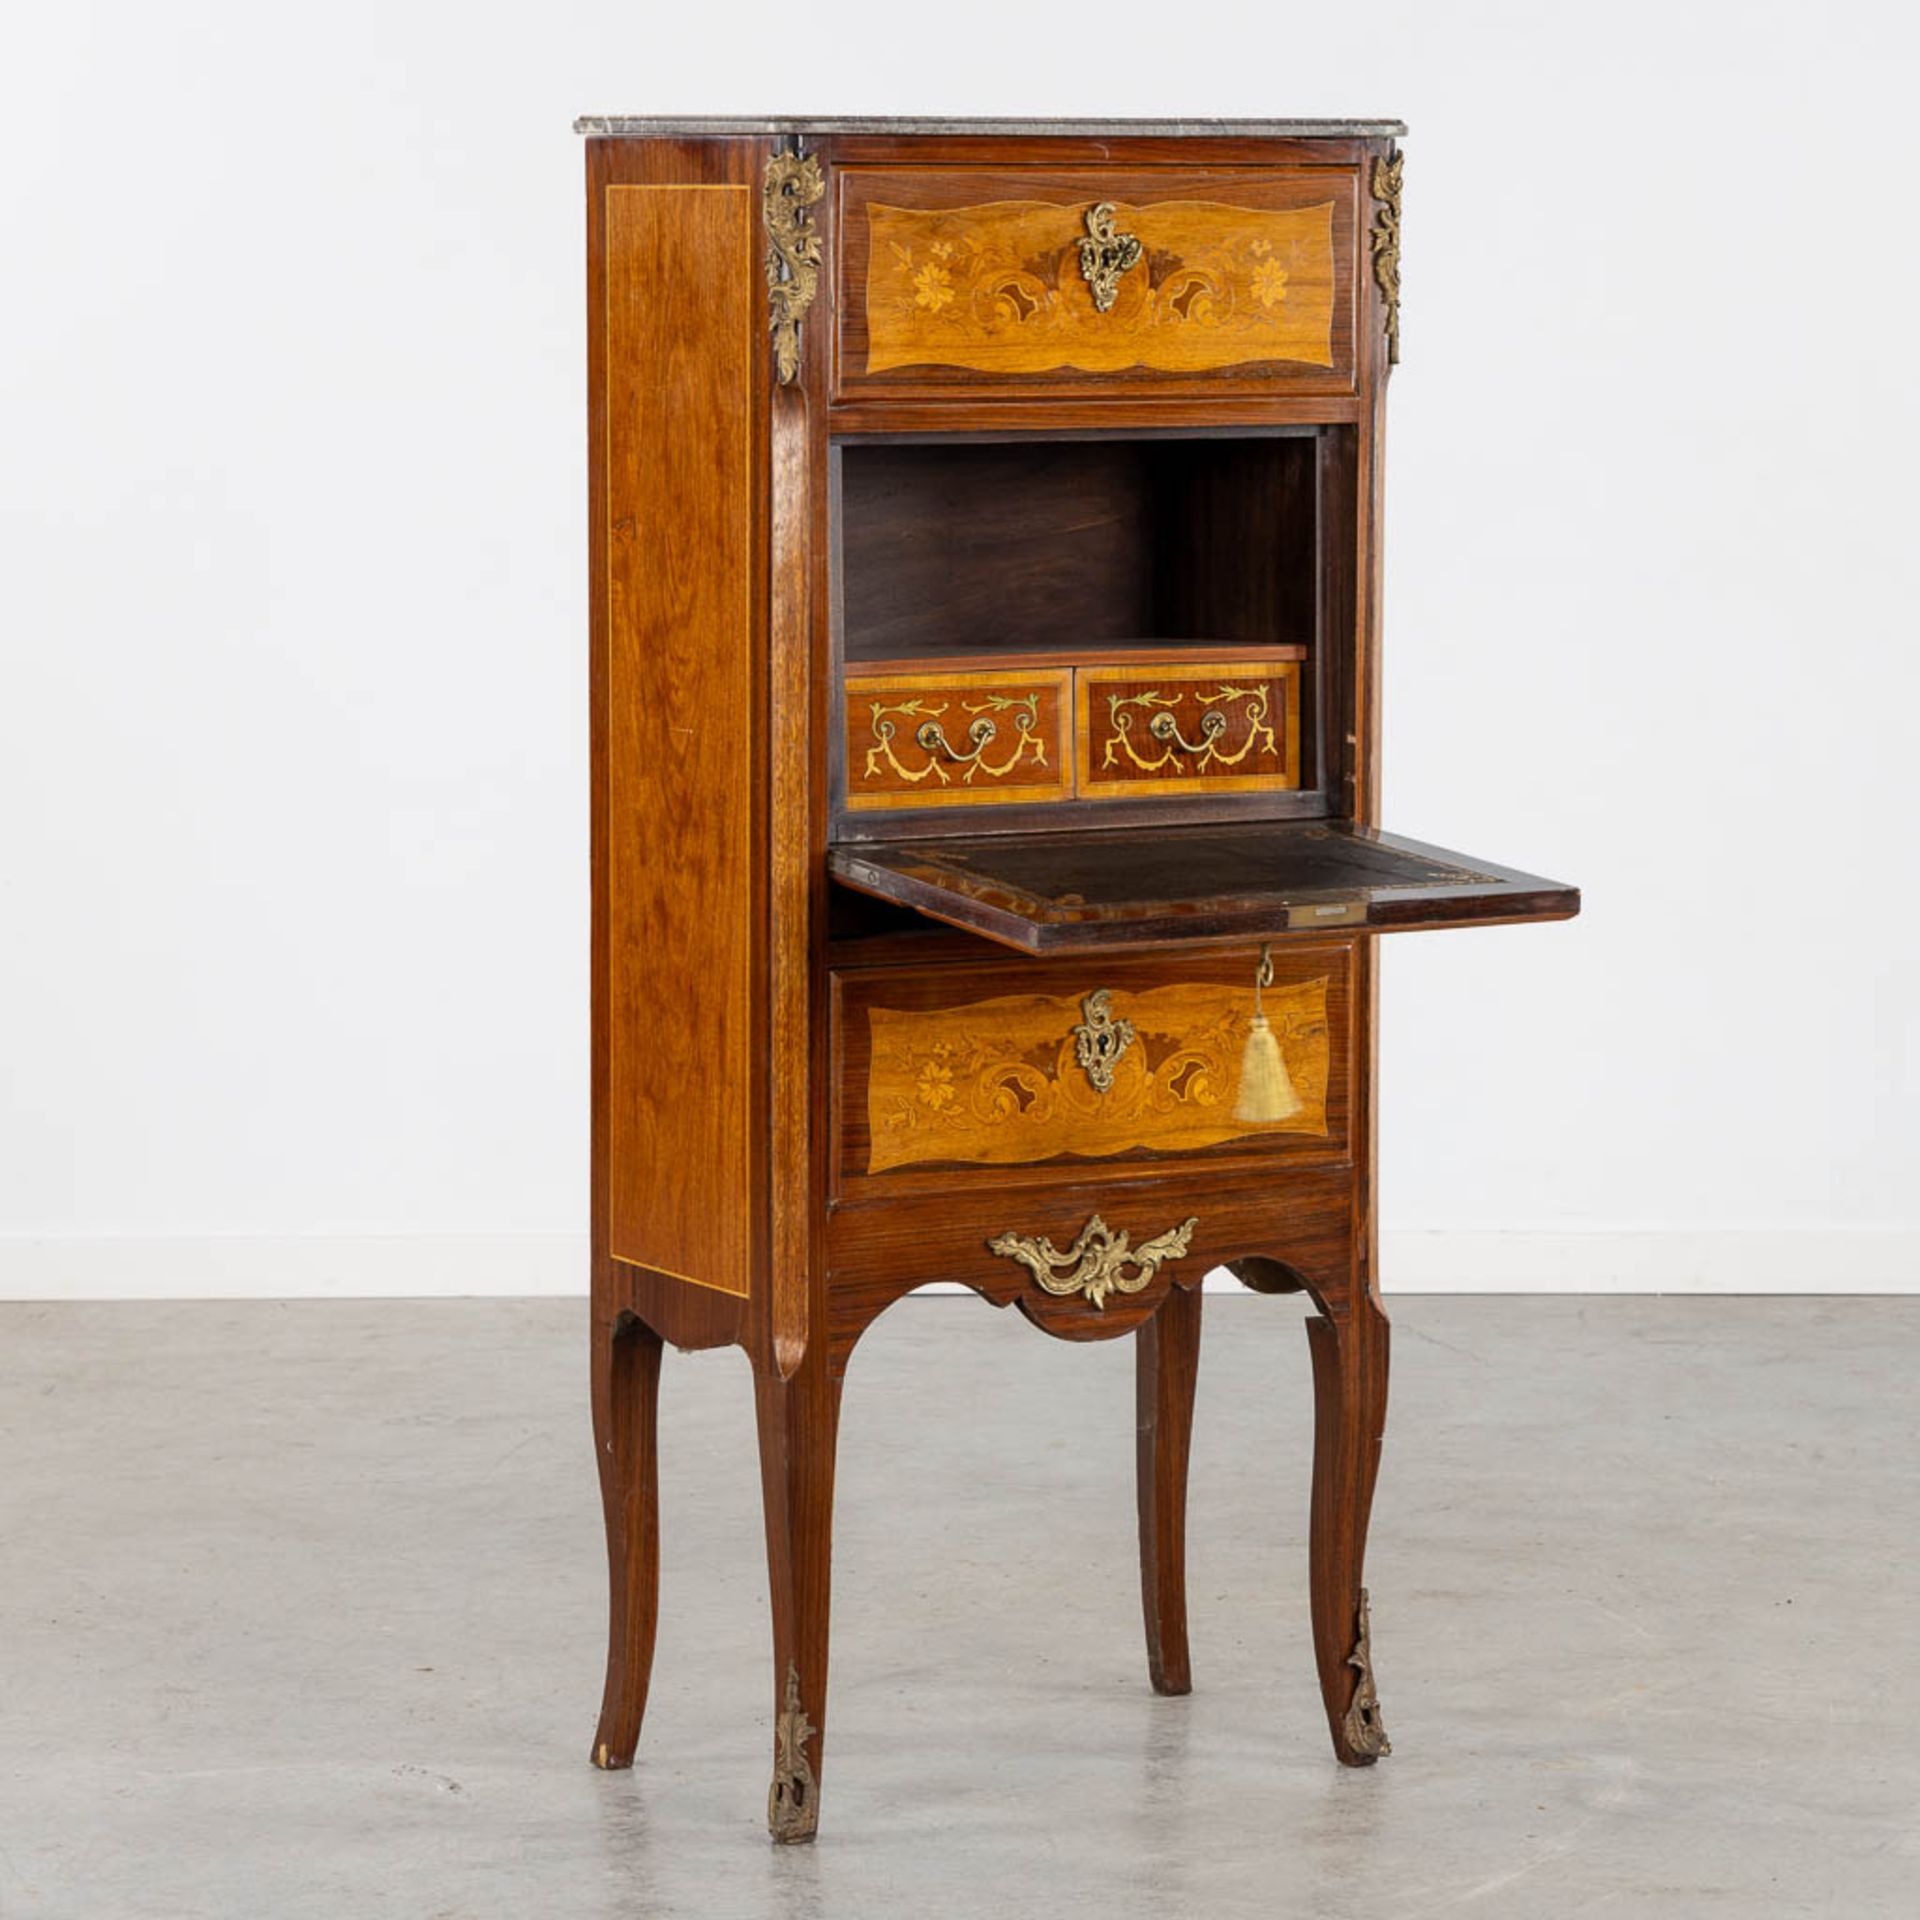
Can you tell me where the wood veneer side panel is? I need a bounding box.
[603,173,759,1301]
[587,143,612,1317]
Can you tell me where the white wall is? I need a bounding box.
[2,2,1914,1298]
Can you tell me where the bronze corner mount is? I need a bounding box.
[768,1662,819,1841]
[1342,1588,1392,1758]
[764,149,825,385]
[1369,149,1403,367]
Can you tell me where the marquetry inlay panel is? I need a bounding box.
[859,976,1331,1174]
[1077,663,1301,797]
[844,669,1071,810]
[862,197,1337,376]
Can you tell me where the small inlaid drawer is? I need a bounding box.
[844,669,1071,811]
[1076,661,1301,798]
[836,167,1359,399]
[832,946,1351,1193]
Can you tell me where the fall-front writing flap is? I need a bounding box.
[827,822,1579,956]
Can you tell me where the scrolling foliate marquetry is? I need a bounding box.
[845,670,1070,810]
[864,692,1047,786]
[864,198,1336,375]
[863,978,1330,1174]
[1078,664,1301,797]
[1101,682,1278,776]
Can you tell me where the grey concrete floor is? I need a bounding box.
[1,1295,1916,1919]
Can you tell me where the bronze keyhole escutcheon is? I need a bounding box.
[1072,988,1137,1093]
[1076,203,1143,312]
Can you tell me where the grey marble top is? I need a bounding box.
[573,115,1405,139]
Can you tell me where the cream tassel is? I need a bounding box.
[1234,942,1302,1124]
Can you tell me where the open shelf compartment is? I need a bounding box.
[837,431,1319,663]
[831,427,1347,833]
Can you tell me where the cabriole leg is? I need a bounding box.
[755,1345,842,1843]
[1305,1286,1392,1764]
[591,1310,664,1771]
[1135,1284,1203,1694]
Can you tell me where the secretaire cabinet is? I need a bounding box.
[578,115,1578,1842]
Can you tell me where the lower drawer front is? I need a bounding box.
[832,945,1351,1193]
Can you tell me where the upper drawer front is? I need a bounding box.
[844,668,1072,811]
[836,168,1359,399]
[833,944,1352,1193]
[1077,661,1301,798]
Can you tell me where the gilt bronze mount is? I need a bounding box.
[1341,1589,1391,1759]
[987,1212,1198,1310]
[1072,988,1137,1093]
[1076,201,1144,312]
[1369,151,1403,365]
[764,149,825,384]
[768,1663,820,1843]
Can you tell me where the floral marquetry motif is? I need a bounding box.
[863,198,1337,376]
[862,977,1331,1174]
